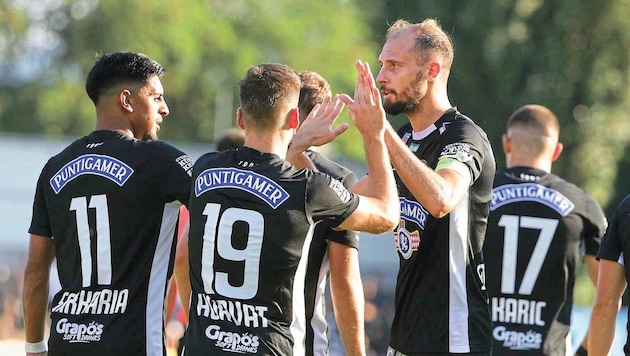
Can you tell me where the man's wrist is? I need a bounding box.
[25,340,47,353]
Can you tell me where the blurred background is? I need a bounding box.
[2,0,630,354]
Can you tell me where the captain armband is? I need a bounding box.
[435,157,471,185]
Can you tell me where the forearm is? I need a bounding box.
[588,301,620,356]
[23,235,54,346]
[287,150,317,171]
[330,271,365,355]
[384,126,460,217]
[23,271,50,343]
[362,133,397,209]
[174,241,191,323]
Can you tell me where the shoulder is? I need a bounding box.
[306,150,356,185]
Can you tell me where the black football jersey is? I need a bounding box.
[183,147,360,356]
[303,150,359,356]
[389,108,495,354]
[28,130,193,356]
[595,194,630,354]
[484,167,605,355]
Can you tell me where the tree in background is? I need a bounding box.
[368,0,630,215]
[0,0,377,161]
[3,0,630,212]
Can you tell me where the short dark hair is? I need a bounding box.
[85,52,166,105]
[216,128,245,151]
[506,104,560,136]
[298,71,331,120]
[238,63,300,131]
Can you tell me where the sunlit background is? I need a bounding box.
[2,0,630,354]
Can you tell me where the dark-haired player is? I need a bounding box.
[23,51,192,356]
[484,104,605,355]
[182,61,399,355]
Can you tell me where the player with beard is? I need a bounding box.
[341,19,496,355]
[23,52,193,356]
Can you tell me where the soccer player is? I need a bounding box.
[22,52,193,356]
[484,104,605,355]
[344,19,496,354]
[295,70,365,355]
[182,62,398,355]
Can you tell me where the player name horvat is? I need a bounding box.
[52,289,128,315]
[196,293,269,328]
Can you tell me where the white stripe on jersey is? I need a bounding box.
[311,248,331,355]
[146,201,181,356]
[290,223,316,355]
[448,193,471,353]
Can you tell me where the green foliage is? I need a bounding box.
[0,0,378,163]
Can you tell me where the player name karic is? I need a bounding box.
[52,289,129,315]
[196,293,269,328]
[491,296,546,326]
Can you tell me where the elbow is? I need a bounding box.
[427,200,453,219]
[373,211,400,234]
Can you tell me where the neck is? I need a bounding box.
[243,131,292,159]
[406,92,452,132]
[507,157,552,173]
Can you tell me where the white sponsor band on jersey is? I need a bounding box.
[206,325,260,354]
[399,197,428,229]
[491,296,545,326]
[195,168,289,208]
[51,289,128,315]
[491,183,575,216]
[49,154,134,194]
[196,293,269,328]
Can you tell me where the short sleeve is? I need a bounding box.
[305,172,359,229]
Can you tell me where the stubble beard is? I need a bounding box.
[382,71,424,116]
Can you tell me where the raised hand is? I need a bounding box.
[339,60,388,139]
[290,95,349,153]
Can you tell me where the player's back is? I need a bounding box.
[30,130,192,356]
[484,166,605,355]
[185,147,359,356]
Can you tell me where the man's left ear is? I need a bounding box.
[289,108,299,129]
[551,142,563,162]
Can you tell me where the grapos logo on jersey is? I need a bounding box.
[491,183,575,217]
[195,168,289,208]
[206,325,260,354]
[50,154,134,194]
[493,326,542,351]
[56,318,104,343]
[440,142,473,162]
[395,220,420,259]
